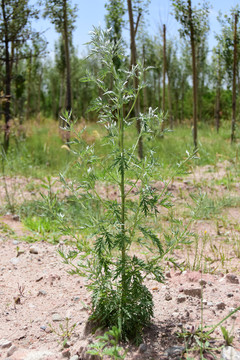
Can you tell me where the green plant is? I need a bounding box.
[0,221,15,236]
[178,306,240,359]
[178,325,218,360]
[58,27,194,342]
[87,326,127,359]
[49,318,76,348]
[220,326,234,346]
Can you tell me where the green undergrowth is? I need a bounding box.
[1,119,239,181]
[187,192,240,220]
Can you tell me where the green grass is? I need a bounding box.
[2,119,239,181]
[188,192,240,220]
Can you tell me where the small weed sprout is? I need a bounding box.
[87,326,127,359]
[49,318,76,348]
[220,326,234,346]
[58,27,194,342]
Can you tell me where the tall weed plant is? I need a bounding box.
[59,28,192,342]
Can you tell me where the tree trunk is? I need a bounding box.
[215,55,221,133]
[167,76,173,129]
[26,51,32,121]
[2,0,11,152]
[37,71,43,119]
[162,24,166,132]
[4,39,11,152]
[63,0,72,141]
[142,44,147,113]
[181,76,185,123]
[58,71,65,118]
[162,24,166,113]
[188,0,198,149]
[127,0,143,159]
[231,13,238,144]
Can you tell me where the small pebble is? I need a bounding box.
[0,339,12,349]
[40,325,47,331]
[12,215,20,221]
[165,293,172,301]
[7,345,18,357]
[226,274,239,284]
[138,343,147,353]
[164,346,185,357]
[38,290,47,296]
[199,279,207,286]
[30,247,39,254]
[183,287,202,298]
[216,302,226,310]
[177,295,186,303]
[62,348,71,358]
[70,356,79,360]
[221,346,240,360]
[10,257,19,265]
[52,313,62,322]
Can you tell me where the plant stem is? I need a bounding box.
[119,105,126,334]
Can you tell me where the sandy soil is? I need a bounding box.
[0,162,240,360]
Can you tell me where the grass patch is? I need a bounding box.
[189,192,240,220]
[2,119,239,181]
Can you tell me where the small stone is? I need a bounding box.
[165,293,172,301]
[227,293,234,298]
[38,290,47,296]
[45,326,53,333]
[40,325,47,331]
[12,215,20,221]
[183,288,202,298]
[10,257,19,265]
[138,343,147,353]
[221,346,240,360]
[30,246,39,254]
[216,302,226,310]
[13,240,19,245]
[172,312,179,317]
[164,346,185,357]
[73,297,80,302]
[62,348,71,358]
[7,345,18,356]
[207,302,213,307]
[52,313,62,322]
[0,339,12,349]
[177,295,186,303]
[226,274,239,284]
[199,279,207,286]
[8,349,55,360]
[65,310,72,319]
[70,356,79,360]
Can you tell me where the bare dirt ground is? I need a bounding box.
[0,161,240,360]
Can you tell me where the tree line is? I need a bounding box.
[0,0,240,152]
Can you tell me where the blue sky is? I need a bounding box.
[30,0,240,58]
